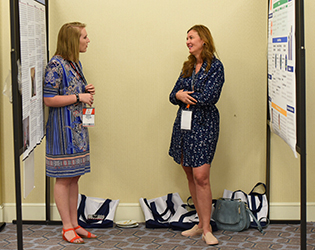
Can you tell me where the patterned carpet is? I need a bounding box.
[0,222,315,249]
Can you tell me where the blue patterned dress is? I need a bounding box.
[169,57,224,168]
[43,55,90,178]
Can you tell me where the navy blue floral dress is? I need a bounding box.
[169,57,224,168]
[43,55,90,178]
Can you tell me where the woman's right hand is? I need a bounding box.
[79,93,94,106]
[175,89,197,105]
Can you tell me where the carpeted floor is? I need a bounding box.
[0,222,315,249]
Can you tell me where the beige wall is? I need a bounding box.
[0,1,4,206]
[0,0,314,222]
[0,1,13,207]
[306,1,315,203]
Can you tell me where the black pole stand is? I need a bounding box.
[12,176,62,226]
[10,0,23,248]
[296,0,307,249]
[0,223,6,232]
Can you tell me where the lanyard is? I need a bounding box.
[191,64,198,91]
[68,61,87,85]
[186,65,198,109]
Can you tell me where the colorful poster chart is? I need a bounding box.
[268,0,297,157]
[19,0,46,160]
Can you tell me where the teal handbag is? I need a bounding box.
[212,198,264,233]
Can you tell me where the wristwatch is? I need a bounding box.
[75,93,80,104]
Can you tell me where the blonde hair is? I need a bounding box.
[54,22,86,63]
[181,25,216,78]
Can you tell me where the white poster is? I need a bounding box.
[23,151,35,198]
[268,0,297,157]
[19,0,46,160]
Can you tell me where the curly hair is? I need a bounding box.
[181,25,216,78]
[54,22,86,63]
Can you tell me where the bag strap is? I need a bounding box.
[143,193,175,222]
[249,182,267,195]
[245,205,265,234]
[186,196,195,210]
[177,210,197,223]
[93,198,112,217]
[77,194,88,222]
[185,196,216,210]
[77,194,111,222]
[231,190,249,203]
[248,183,267,213]
[259,217,270,227]
[249,193,263,213]
[232,185,266,213]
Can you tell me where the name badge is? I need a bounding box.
[181,109,192,130]
[83,107,95,127]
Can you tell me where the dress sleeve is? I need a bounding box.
[190,59,224,106]
[43,60,63,98]
[169,73,184,106]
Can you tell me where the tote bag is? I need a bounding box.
[169,204,199,231]
[222,182,269,228]
[77,194,119,228]
[139,193,184,228]
[170,197,218,231]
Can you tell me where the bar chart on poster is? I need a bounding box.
[268,0,297,157]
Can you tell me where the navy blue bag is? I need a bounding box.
[139,193,184,228]
[229,183,269,228]
[77,194,119,228]
[170,197,217,231]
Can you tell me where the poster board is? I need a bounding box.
[268,0,297,157]
[19,0,46,160]
[267,0,307,249]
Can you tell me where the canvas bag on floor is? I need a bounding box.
[222,182,269,228]
[169,203,199,231]
[139,193,184,228]
[77,194,119,228]
[169,197,218,231]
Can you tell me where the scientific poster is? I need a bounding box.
[19,0,46,160]
[268,0,297,157]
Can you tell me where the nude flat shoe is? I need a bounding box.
[202,232,219,245]
[181,225,203,237]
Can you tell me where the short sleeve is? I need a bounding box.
[43,60,63,98]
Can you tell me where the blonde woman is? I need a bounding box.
[169,25,224,245]
[43,22,96,244]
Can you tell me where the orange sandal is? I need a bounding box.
[62,228,84,244]
[74,225,97,238]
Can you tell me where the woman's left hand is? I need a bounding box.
[85,84,95,95]
[175,89,197,105]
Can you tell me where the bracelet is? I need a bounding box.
[75,93,80,104]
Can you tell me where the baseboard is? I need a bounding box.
[2,202,314,223]
[2,202,145,223]
[0,204,3,222]
[269,202,315,221]
[114,203,145,222]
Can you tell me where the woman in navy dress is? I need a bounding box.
[169,25,224,245]
[44,22,96,244]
